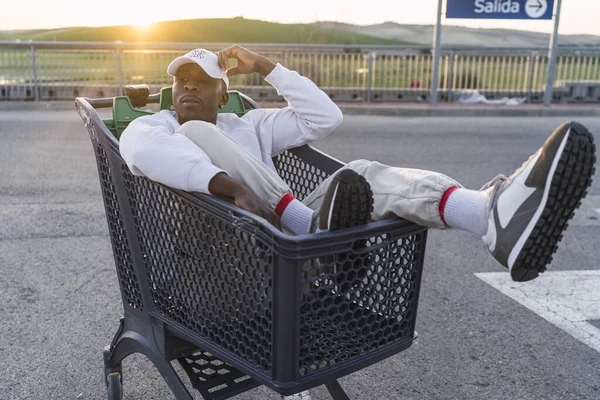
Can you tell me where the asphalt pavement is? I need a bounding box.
[0,110,598,400]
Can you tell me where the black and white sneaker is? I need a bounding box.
[310,169,373,232]
[306,170,373,299]
[482,121,596,282]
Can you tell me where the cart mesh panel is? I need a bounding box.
[96,145,143,310]
[275,151,330,201]
[121,168,273,372]
[297,232,424,376]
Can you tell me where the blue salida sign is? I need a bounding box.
[446,0,554,19]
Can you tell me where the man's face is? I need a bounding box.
[172,63,229,124]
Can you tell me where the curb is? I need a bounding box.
[336,105,600,118]
[0,101,77,111]
[1,100,599,117]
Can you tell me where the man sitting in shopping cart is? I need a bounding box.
[120,46,595,283]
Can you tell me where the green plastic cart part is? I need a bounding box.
[108,88,249,139]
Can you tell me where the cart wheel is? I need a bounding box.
[106,372,123,400]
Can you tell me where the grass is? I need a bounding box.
[0,17,412,45]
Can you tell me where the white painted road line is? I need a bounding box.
[476,271,600,354]
[284,390,312,400]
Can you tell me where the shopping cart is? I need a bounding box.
[75,85,428,400]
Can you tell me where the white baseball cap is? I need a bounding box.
[167,49,229,89]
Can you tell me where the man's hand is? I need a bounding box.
[208,172,281,230]
[233,187,282,231]
[216,45,276,78]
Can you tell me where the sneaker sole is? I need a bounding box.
[322,170,374,231]
[311,171,373,299]
[510,122,596,282]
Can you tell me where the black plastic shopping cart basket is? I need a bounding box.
[75,85,428,400]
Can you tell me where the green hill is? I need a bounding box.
[0,18,413,45]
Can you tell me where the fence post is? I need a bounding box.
[365,53,374,102]
[430,0,444,106]
[30,45,39,102]
[447,53,455,102]
[526,51,537,103]
[283,49,290,68]
[115,44,124,96]
[544,0,563,106]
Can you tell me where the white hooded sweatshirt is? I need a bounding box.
[119,63,343,194]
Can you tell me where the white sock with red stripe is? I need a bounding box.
[276,193,315,235]
[439,187,490,236]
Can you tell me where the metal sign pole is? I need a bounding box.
[431,0,444,106]
[544,0,563,106]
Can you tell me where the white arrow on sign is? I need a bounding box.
[525,0,549,18]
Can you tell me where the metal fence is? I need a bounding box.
[1,41,600,103]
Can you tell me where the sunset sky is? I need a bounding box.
[2,0,599,36]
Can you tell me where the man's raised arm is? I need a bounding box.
[216,45,344,156]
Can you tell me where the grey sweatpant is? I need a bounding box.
[179,121,461,229]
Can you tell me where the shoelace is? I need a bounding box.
[480,174,507,211]
[480,174,507,191]
[511,150,541,180]
[480,149,541,209]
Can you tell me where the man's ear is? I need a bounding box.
[220,91,230,109]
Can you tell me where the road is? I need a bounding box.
[0,110,598,400]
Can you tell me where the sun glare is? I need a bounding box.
[131,15,157,30]
[133,22,153,30]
